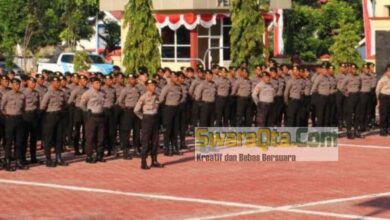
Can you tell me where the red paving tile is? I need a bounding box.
[0,136,388,219]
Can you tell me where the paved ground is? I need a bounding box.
[0,134,389,219]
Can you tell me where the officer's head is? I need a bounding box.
[1,75,9,87]
[146,79,156,93]
[340,63,347,74]
[292,66,300,77]
[91,77,101,90]
[115,72,125,84]
[281,64,289,74]
[50,77,61,90]
[269,67,277,78]
[78,75,88,87]
[60,76,67,87]
[177,72,185,84]
[368,63,375,73]
[104,75,113,86]
[261,71,270,83]
[186,67,194,78]
[240,67,248,79]
[127,74,137,85]
[11,78,21,92]
[35,74,44,85]
[350,64,357,75]
[138,71,148,83]
[205,70,213,81]
[219,67,228,78]
[157,68,164,77]
[329,65,335,75]
[113,65,121,74]
[362,64,370,74]
[229,66,236,75]
[171,72,180,84]
[163,67,172,78]
[7,71,15,80]
[27,77,37,89]
[254,65,262,76]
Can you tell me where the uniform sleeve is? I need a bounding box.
[80,91,90,111]
[310,76,320,94]
[189,81,197,96]
[194,83,203,101]
[68,89,77,104]
[231,80,239,96]
[0,93,7,113]
[117,88,126,107]
[339,75,349,93]
[134,95,144,119]
[159,85,168,104]
[376,77,384,98]
[284,80,292,103]
[40,92,50,111]
[251,84,261,104]
[180,86,187,103]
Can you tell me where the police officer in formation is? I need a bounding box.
[1,61,390,171]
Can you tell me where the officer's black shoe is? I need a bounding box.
[354,130,362,138]
[4,159,16,172]
[97,155,106,163]
[141,160,149,170]
[379,129,388,136]
[74,151,82,156]
[346,131,354,139]
[86,156,97,164]
[181,145,188,150]
[16,160,29,170]
[173,149,183,156]
[151,161,164,168]
[133,149,141,158]
[123,150,133,160]
[46,159,56,168]
[56,157,69,166]
[30,157,38,164]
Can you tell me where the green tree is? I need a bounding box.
[99,18,121,55]
[230,0,267,68]
[122,0,161,75]
[330,23,363,68]
[73,50,92,72]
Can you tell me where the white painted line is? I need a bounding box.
[281,191,390,209]
[284,208,387,220]
[0,179,271,210]
[186,209,271,220]
[339,144,390,150]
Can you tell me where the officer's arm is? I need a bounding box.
[310,77,320,95]
[180,86,187,103]
[159,86,168,104]
[80,91,89,112]
[40,93,50,111]
[284,80,292,103]
[0,93,7,113]
[68,89,77,105]
[134,96,144,119]
[117,89,126,108]
[251,84,260,105]
[339,75,349,93]
[194,83,203,101]
[231,80,239,96]
[376,77,384,99]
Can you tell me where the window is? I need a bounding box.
[61,55,74,63]
[223,18,231,61]
[161,27,190,62]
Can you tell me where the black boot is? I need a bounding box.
[141,158,149,170]
[74,146,81,156]
[56,155,69,166]
[86,155,96,164]
[16,160,29,170]
[354,129,362,138]
[347,130,354,139]
[4,159,15,172]
[151,156,164,168]
[96,153,106,163]
[133,148,141,158]
[46,157,56,168]
[123,148,132,160]
[173,146,183,156]
[380,128,388,136]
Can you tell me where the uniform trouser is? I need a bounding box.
[0,114,4,150]
[104,107,116,151]
[114,105,123,142]
[22,111,39,161]
[67,105,75,145]
[4,115,24,160]
[329,94,337,127]
[311,93,319,127]
[286,98,301,127]
[186,99,193,128]
[119,108,141,151]
[200,102,215,127]
[73,107,85,152]
[179,103,187,147]
[315,94,330,127]
[236,96,253,127]
[141,115,159,160]
[255,102,274,127]
[61,107,69,145]
[345,93,360,131]
[215,96,230,127]
[163,105,179,151]
[379,94,390,131]
[228,96,237,126]
[42,112,63,159]
[336,91,346,126]
[300,95,311,127]
[369,90,377,124]
[85,114,105,157]
[358,92,371,130]
[273,96,284,126]
[191,100,201,128]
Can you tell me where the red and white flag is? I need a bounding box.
[273,9,284,57]
[362,0,375,58]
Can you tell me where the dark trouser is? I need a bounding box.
[316,94,330,127]
[228,96,237,127]
[345,92,360,131]
[163,105,179,151]
[300,95,311,127]
[104,107,116,151]
[215,96,230,127]
[369,89,376,125]
[0,114,4,150]
[191,100,201,128]
[119,108,141,151]
[85,114,105,157]
[67,105,75,145]
[73,107,85,152]
[273,96,284,126]
[186,98,193,128]
[236,96,253,127]
[22,111,39,161]
[255,102,274,127]
[200,101,215,127]
[4,115,24,160]
[358,92,371,131]
[141,115,159,160]
[286,98,301,127]
[61,107,69,146]
[379,94,390,132]
[114,105,123,143]
[329,94,337,127]
[42,112,63,159]
[311,93,319,127]
[336,91,346,127]
[179,103,187,148]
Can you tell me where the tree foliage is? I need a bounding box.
[73,50,92,72]
[122,0,161,75]
[230,0,267,68]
